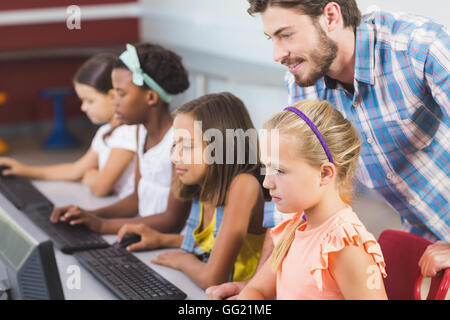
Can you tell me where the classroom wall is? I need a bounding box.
[0,1,140,132]
[0,57,87,125]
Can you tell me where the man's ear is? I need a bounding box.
[321,2,342,32]
[319,162,336,187]
[145,90,160,106]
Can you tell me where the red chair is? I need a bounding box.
[378,229,449,300]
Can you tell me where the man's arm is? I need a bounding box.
[418,241,450,277]
[413,24,449,111]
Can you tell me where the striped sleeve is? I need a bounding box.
[410,23,450,115]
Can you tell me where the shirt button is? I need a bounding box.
[386,173,393,180]
[429,217,438,227]
[367,137,374,144]
[352,102,358,108]
[408,198,416,206]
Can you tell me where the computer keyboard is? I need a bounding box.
[0,174,109,254]
[26,206,110,254]
[0,173,188,299]
[0,174,53,212]
[74,247,187,300]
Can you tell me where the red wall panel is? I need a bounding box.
[0,1,140,126]
[0,18,139,51]
[0,57,90,125]
[0,0,138,11]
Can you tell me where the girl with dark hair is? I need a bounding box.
[50,43,192,235]
[0,53,137,198]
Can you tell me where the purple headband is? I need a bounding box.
[284,106,334,164]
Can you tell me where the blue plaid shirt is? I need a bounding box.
[286,11,449,241]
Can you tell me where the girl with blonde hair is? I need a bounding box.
[238,100,388,300]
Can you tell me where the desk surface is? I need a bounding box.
[15,180,207,300]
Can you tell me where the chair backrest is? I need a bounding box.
[378,229,446,300]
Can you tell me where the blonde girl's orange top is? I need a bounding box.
[270,206,387,300]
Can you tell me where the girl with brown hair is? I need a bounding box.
[117,92,269,289]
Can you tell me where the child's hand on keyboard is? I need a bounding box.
[50,205,75,223]
[0,157,27,176]
[117,223,164,251]
[50,205,104,233]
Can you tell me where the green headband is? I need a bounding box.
[119,44,172,104]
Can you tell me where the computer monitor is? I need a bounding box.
[0,205,65,300]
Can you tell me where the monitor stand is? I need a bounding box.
[0,263,10,300]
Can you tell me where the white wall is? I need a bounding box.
[139,0,273,67]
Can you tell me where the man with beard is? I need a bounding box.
[206,0,449,300]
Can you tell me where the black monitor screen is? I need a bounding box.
[0,206,64,300]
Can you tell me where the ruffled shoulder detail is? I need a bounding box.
[310,221,387,291]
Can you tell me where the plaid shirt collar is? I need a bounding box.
[324,22,376,89]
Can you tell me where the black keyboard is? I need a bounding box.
[0,174,53,212]
[0,174,109,254]
[26,206,110,254]
[74,247,187,300]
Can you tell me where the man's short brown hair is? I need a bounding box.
[247,0,361,31]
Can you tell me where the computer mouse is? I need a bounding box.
[112,233,141,249]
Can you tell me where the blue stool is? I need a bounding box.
[40,87,79,149]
